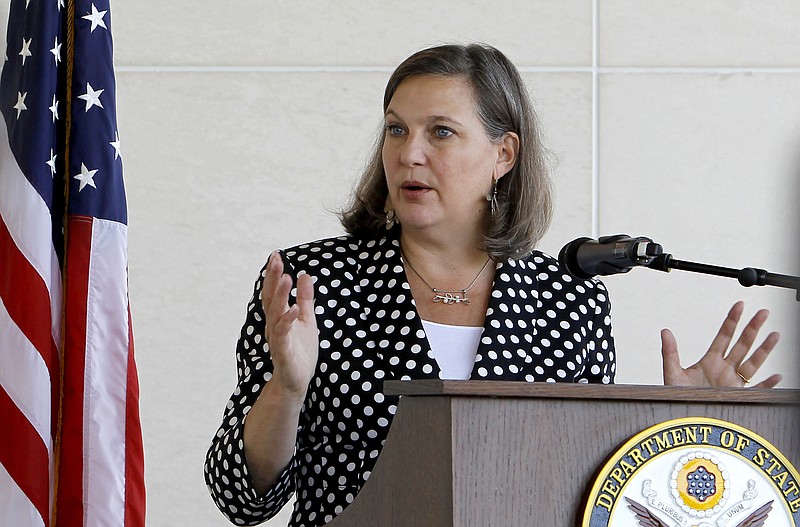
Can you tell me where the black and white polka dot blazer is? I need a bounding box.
[205,232,615,527]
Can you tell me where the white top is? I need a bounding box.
[421,319,482,380]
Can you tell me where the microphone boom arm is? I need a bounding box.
[648,253,800,301]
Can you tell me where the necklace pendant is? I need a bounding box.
[432,289,470,305]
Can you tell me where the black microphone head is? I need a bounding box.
[558,237,595,279]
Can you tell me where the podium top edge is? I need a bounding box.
[383,380,800,405]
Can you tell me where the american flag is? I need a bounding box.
[0,1,145,526]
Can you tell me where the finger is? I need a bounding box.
[295,273,316,322]
[752,373,782,389]
[261,252,285,314]
[271,304,301,339]
[265,272,294,341]
[736,331,779,380]
[267,305,301,368]
[725,309,769,365]
[706,301,744,358]
[660,329,683,385]
[261,254,285,340]
[269,273,294,320]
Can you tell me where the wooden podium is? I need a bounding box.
[327,381,800,526]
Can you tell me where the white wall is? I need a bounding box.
[3,1,799,526]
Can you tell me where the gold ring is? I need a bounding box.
[736,370,750,385]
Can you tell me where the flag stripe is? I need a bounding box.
[124,307,145,527]
[0,296,52,452]
[0,212,59,388]
[83,218,131,527]
[0,462,46,527]
[0,384,50,526]
[56,217,91,525]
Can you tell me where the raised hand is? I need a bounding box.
[660,301,781,388]
[242,253,320,494]
[262,252,319,397]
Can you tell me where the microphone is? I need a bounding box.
[558,234,663,279]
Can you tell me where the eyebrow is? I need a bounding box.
[384,109,465,128]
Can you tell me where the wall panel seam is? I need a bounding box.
[116,66,800,73]
[592,0,600,239]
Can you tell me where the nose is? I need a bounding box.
[398,132,426,167]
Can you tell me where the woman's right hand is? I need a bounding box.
[262,252,319,398]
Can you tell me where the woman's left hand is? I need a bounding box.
[661,301,782,388]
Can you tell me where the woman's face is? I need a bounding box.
[382,75,516,237]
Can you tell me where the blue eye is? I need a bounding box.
[385,124,405,136]
[434,127,454,138]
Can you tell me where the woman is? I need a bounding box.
[204,43,780,527]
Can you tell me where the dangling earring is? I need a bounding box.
[384,196,397,229]
[385,209,396,229]
[486,176,498,216]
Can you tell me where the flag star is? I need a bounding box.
[46,149,57,177]
[78,82,104,111]
[13,91,27,118]
[58,0,65,11]
[74,163,98,191]
[82,4,108,32]
[50,95,59,121]
[110,131,122,160]
[50,37,61,65]
[20,37,32,66]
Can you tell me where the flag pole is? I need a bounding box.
[52,0,76,524]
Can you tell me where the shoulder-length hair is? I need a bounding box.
[339,43,553,260]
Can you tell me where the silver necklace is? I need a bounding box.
[403,254,492,305]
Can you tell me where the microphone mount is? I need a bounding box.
[558,234,663,279]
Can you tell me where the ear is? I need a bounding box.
[494,131,519,180]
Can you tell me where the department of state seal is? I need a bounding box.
[582,417,799,526]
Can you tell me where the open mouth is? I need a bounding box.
[401,181,431,192]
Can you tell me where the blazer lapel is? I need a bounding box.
[472,257,542,381]
[356,233,440,381]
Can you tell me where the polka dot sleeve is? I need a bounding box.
[204,260,300,525]
[575,278,616,384]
